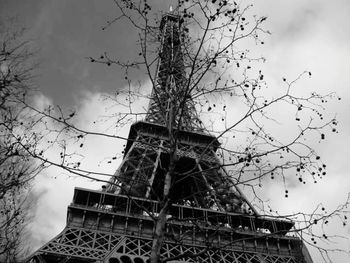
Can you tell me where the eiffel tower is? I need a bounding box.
[29,10,313,263]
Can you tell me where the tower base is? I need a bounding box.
[29,188,312,263]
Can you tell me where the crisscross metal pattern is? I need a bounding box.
[35,227,123,260]
[107,236,301,263]
[32,224,302,263]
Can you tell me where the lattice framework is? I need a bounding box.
[34,230,301,263]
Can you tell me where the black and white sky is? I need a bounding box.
[1,0,350,262]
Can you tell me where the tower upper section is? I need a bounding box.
[145,13,204,132]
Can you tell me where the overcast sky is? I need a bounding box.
[1,0,350,262]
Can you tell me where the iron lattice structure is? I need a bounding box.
[29,12,313,263]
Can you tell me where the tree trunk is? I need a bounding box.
[150,162,175,263]
[150,100,177,263]
[150,198,169,263]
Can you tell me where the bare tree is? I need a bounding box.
[24,1,348,262]
[0,20,43,262]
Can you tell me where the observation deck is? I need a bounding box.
[67,187,301,258]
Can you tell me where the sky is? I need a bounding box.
[1,0,350,262]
